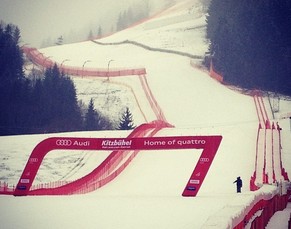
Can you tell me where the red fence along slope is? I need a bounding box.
[250,92,289,190]
[22,46,146,77]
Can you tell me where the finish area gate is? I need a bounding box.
[14,136,222,197]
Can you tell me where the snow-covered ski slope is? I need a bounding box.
[1,0,291,228]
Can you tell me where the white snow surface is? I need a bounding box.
[1,0,291,228]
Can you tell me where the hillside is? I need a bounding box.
[1,0,291,228]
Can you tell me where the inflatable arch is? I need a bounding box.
[14,136,222,197]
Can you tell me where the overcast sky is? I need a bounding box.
[0,0,168,47]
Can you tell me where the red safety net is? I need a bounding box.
[209,60,223,83]
[22,46,146,77]
[250,91,289,190]
[233,193,290,229]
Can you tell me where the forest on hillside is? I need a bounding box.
[206,0,291,96]
[0,22,135,136]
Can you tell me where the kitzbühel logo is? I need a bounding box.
[101,139,132,148]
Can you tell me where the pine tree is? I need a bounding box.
[0,22,29,135]
[84,99,99,130]
[40,64,82,132]
[88,30,94,40]
[0,22,86,135]
[117,107,136,130]
[206,0,291,95]
[56,36,63,45]
[116,13,124,31]
[97,26,102,37]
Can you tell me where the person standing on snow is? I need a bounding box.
[233,176,242,193]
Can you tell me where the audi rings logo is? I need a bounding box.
[29,158,38,163]
[56,139,72,146]
[200,158,210,163]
